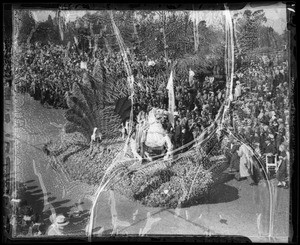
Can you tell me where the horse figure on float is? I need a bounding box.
[132,108,173,162]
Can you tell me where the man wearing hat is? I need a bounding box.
[263,133,277,167]
[46,214,69,236]
[174,118,182,149]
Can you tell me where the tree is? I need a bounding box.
[234,9,267,54]
[31,15,59,45]
[17,10,36,44]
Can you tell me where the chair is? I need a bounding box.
[265,153,278,174]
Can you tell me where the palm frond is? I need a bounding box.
[72,83,98,123]
[65,122,90,140]
[64,108,84,120]
[64,69,129,142]
[69,95,96,128]
[65,112,93,136]
[95,105,123,139]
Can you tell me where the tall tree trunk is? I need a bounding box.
[27,24,38,46]
[162,11,169,67]
[192,11,199,52]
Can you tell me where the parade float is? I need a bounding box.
[47,64,231,209]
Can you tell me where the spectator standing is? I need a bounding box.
[173,118,182,149]
[237,145,251,181]
[228,138,240,173]
[234,81,242,100]
[276,144,288,188]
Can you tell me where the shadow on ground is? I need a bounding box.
[183,173,239,207]
[6,178,90,234]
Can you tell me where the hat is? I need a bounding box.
[53,215,69,227]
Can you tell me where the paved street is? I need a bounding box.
[10,93,290,242]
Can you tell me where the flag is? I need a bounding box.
[167,70,175,127]
[189,68,195,81]
[189,68,195,86]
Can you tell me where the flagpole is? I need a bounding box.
[166,69,175,127]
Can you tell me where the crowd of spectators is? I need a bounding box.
[231,57,289,155]
[227,55,289,186]
[11,40,289,185]
[13,41,170,109]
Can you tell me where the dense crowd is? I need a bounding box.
[12,40,289,186]
[227,55,289,186]
[231,57,289,153]
[14,41,169,109]
[15,42,82,108]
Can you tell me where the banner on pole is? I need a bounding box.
[189,68,195,86]
[166,70,175,127]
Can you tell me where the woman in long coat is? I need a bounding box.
[276,144,288,188]
[228,139,240,173]
[237,144,252,180]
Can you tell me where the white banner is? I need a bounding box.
[166,70,175,127]
[189,68,195,87]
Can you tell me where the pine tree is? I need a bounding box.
[235,10,267,55]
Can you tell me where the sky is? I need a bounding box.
[31,2,287,34]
